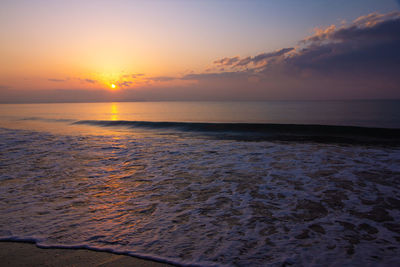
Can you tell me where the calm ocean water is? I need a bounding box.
[0,100,400,128]
[0,101,400,266]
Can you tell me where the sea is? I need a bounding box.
[0,100,399,266]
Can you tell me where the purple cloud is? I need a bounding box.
[82,79,97,84]
[214,56,240,66]
[252,48,294,64]
[148,76,176,82]
[123,73,145,78]
[285,11,400,75]
[118,81,133,87]
[213,48,294,69]
[180,12,400,100]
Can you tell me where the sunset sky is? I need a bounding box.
[1,0,400,102]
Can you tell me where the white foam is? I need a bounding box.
[0,127,399,266]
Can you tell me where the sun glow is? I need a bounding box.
[111,84,116,89]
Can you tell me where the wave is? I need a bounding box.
[73,120,400,145]
[0,238,201,267]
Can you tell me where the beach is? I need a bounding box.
[0,242,174,267]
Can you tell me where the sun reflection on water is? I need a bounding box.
[110,103,119,121]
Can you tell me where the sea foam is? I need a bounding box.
[0,127,399,266]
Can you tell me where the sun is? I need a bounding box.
[111,84,116,89]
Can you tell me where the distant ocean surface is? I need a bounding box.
[0,101,400,266]
[1,100,400,128]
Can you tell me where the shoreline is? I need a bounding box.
[0,241,176,267]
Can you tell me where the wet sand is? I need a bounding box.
[0,242,175,267]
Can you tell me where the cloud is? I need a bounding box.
[147,76,176,82]
[213,48,294,69]
[236,56,252,66]
[182,71,249,81]
[302,11,400,44]
[214,56,240,66]
[285,11,400,75]
[252,48,294,64]
[122,73,145,79]
[180,12,400,100]
[118,81,133,87]
[48,78,67,82]
[206,11,400,77]
[81,78,97,84]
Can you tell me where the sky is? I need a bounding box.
[0,0,400,102]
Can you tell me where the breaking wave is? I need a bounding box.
[73,120,400,145]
